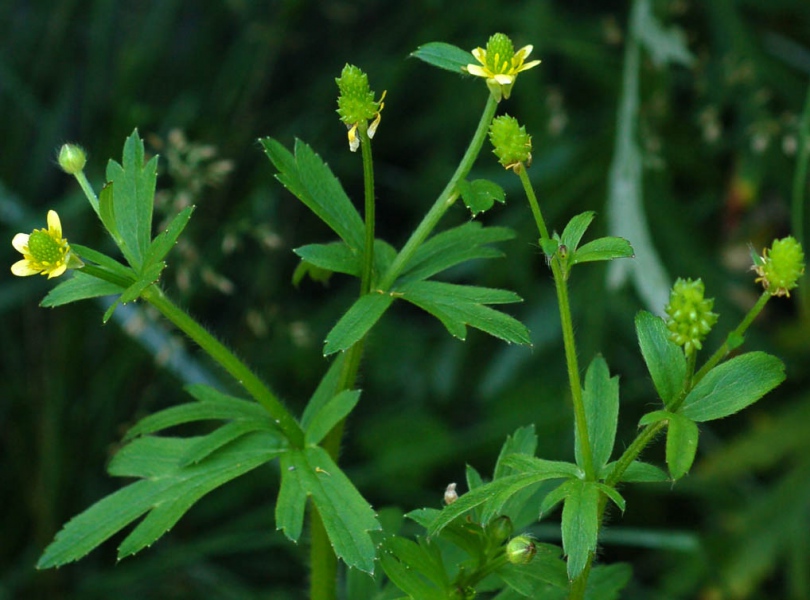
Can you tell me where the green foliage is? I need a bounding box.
[397,222,514,284]
[324,293,395,355]
[397,281,530,344]
[277,446,381,574]
[37,431,286,568]
[39,269,126,307]
[410,41,472,74]
[457,178,506,216]
[261,137,365,252]
[104,130,158,271]
[680,352,785,422]
[635,310,687,407]
[576,356,619,477]
[6,2,808,598]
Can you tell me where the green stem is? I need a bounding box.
[74,170,100,217]
[378,94,498,290]
[518,167,550,241]
[310,124,380,600]
[310,96,497,600]
[518,168,595,481]
[691,290,770,389]
[140,285,305,447]
[309,507,338,600]
[359,124,376,295]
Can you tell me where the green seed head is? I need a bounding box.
[484,33,516,74]
[665,278,718,354]
[754,236,805,297]
[489,115,532,172]
[28,229,65,264]
[336,64,378,126]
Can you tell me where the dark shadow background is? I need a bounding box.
[2,1,809,598]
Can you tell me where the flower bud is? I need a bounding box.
[486,515,513,545]
[489,114,532,173]
[58,144,87,175]
[665,278,718,353]
[506,535,537,565]
[752,236,805,297]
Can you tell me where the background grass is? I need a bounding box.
[2,1,809,598]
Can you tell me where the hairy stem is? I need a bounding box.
[141,286,305,447]
[518,167,594,481]
[378,94,498,290]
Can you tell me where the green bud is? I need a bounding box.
[486,515,513,545]
[665,278,718,354]
[58,144,87,175]
[753,236,805,297]
[506,535,537,565]
[489,114,532,172]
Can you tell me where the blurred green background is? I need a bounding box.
[2,1,810,598]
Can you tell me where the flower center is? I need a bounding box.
[485,34,516,74]
[28,230,64,264]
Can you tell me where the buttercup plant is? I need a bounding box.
[18,31,803,600]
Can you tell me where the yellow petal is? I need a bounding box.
[12,233,29,253]
[471,47,486,63]
[11,259,39,276]
[465,64,489,78]
[519,59,542,72]
[47,263,68,279]
[493,74,514,85]
[47,210,62,237]
[515,45,534,61]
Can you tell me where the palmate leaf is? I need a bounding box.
[398,280,530,345]
[40,271,126,308]
[143,205,195,269]
[105,129,158,270]
[261,137,365,252]
[323,293,395,356]
[398,221,515,283]
[294,241,361,277]
[304,389,361,445]
[276,446,380,574]
[428,458,578,537]
[379,535,450,599]
[37,431,285,568]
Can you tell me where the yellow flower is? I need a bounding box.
[464,33,541,101]
[11,210,83,279]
